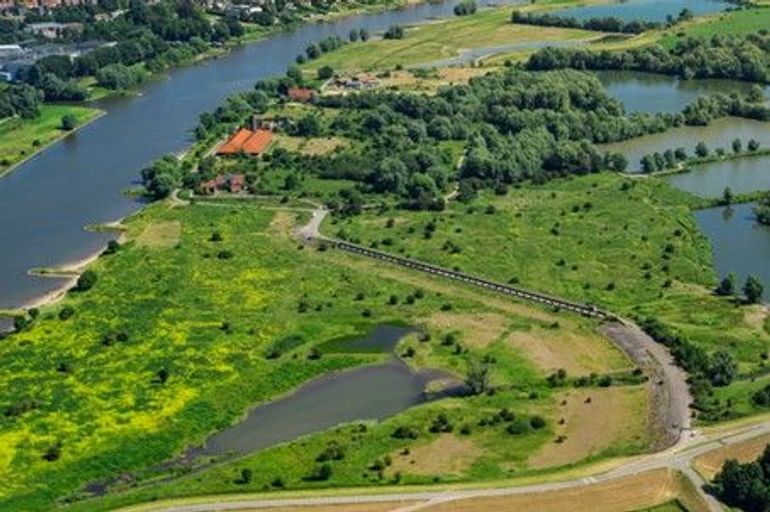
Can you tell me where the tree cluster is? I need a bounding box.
[712,445,770,512]
[527,32,770,82]
[0,84,42,119]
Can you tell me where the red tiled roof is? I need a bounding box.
[216,128,273,155]
[288,87,315,102]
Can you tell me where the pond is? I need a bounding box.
[189,325,464,457]
[695,203,770,302]
[601,117,770,172]
[554,0,730,23]
[667,155,770,198]
[596,71,769,114]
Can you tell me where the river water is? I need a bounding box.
[555,0,730,23]
[0,0,526,309]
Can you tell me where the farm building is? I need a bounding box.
[287,87,315,102]
[215,128,273,156]
[197,174,246,195]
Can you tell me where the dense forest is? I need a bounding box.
[527,32,770,82]
[712,445,770,511]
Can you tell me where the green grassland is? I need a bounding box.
[0,199,645,510]
[0,104,102,177]
[331,173,770,370]
[301,7,598,73]
[661,5,770,45]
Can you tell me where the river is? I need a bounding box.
[555,0,730,23]
[0,0,526,310]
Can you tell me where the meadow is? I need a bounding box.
[0,199,646,510]
[301,6,597,73]
[331,173,770,373]
[0,104,101,177]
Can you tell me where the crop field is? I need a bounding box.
[0,199,648,510]
[0,104,101,177]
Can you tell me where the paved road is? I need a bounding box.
[133,420,770,512]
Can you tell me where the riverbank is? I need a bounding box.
[0,105,104,179]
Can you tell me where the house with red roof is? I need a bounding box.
[216,128,273,156]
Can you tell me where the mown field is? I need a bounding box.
[0,199,648,510]
[300,6,597,73]
[0,104,101,177]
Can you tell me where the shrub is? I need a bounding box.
[75,270,97,292]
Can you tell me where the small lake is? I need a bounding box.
[602,118,770,172]
[193,325,464,457]
[668,155,770,198]
[555,0,730,23]
[695,203,770,302]
[596,71,769,114]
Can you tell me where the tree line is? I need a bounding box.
[638,317,737,422]
[526,32,770,82]
[510,10,659,34]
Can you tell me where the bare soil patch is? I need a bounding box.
[387,435,479,477]
[507,326,629,376]
[695,433,770,480]
[529,387,649,469]
[424,312,509,348]
[135,221,181,249]
[273,135,347,155]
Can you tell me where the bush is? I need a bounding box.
[317,65,334,80]
[60,114,77,131]
[75,270,98,292]
[392,425,419,439]
[58,305,75,321]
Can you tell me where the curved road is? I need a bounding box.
[126,419,770,512]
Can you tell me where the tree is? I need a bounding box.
[60,114,77,131]
[715,273,736,296]
[75,270,98,292]
[748,139,761,152]
[466,362,490,395]
[732,138,743,154]
[317,65,334,80]
[383,25,405,40]
[157,367,170,384]
[238,468,253,484]
[640,154,658,173]
[359,28,370,41]
[721,187,733,206]
[743,275,764,304]
[695,141,709,158]
[348,29,359,42]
